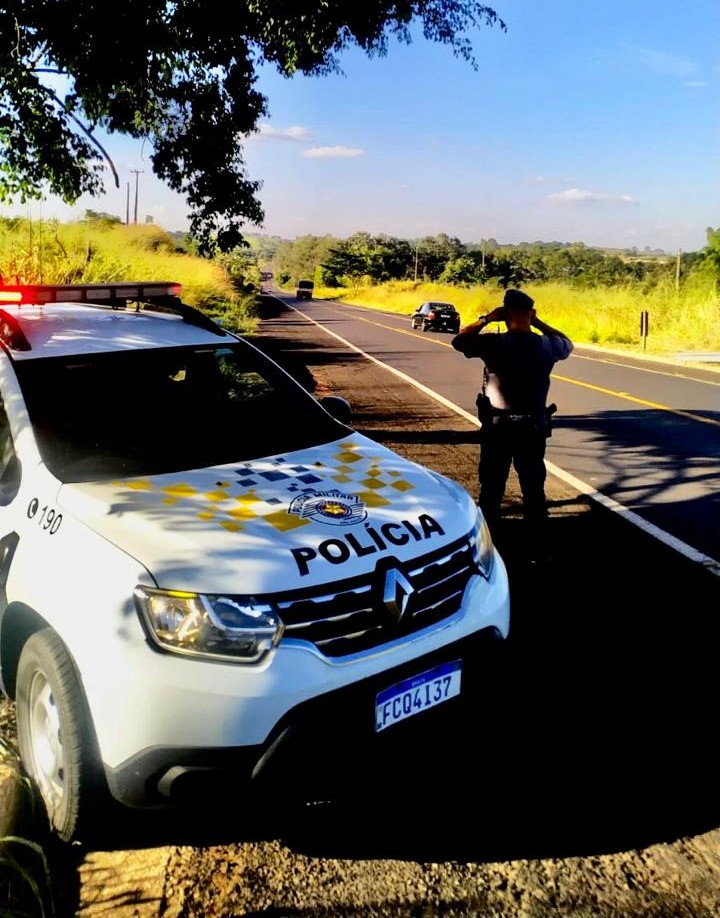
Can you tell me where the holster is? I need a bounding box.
[475,394,493,426]
[477,397,557,437]
[544,402,557,438]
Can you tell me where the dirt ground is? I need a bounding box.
[2,303,719,916]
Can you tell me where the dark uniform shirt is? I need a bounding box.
[452,329,573,413]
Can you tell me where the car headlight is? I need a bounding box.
[472,512,495,577]
[134,587,284,663]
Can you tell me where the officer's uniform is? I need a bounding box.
[452,322,573,551]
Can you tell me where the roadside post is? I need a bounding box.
[640,310,649,351]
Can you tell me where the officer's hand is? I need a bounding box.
[485,306,506,322]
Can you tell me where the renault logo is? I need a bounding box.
[383,568,414,624]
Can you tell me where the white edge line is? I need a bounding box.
[281,298,720,578]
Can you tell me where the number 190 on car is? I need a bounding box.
[375,660,461,732]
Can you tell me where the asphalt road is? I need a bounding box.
[284,295,720,567]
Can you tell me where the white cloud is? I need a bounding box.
[302,146,364,159]
[630,46,696,77]
[527,175,577,185]
[546,188,636,205]
[683,80,707,87]
[255,124,311,142]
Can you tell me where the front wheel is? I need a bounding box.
[16,629,107,842]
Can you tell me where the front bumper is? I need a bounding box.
[104,626,505,807]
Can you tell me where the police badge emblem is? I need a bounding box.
[288,489,367,526]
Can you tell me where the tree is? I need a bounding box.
[0,2,504,254]
[413,233,464,280]
[698,227,720,280]
[321,237,370,287]
[272,234,337,284]
[439,254,482,285]
[82,209,122,226]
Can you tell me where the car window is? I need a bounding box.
[15,344,348,482]
[0,397,20,504]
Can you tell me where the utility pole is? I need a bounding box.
[675,247,682,292]
[125,182,130,225]
[130,169,143,224]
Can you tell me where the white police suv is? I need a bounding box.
[0,283,510,841]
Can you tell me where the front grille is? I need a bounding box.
[277,535,479,657]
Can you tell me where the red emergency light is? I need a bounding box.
[0,282,183,307]
[0,281,225,351]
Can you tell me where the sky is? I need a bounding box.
[8,0,720,252]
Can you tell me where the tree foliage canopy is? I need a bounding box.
[0,1,503,253]
[268,232,685,291]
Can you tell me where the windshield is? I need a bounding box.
[15,343,348,482]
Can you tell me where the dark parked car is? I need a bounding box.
[411,301,461,333]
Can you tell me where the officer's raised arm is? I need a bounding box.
[451,306,505,354]
[530,313,574,358]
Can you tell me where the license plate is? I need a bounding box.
[375,660,462,732]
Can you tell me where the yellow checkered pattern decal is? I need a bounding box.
[113,441,416,534]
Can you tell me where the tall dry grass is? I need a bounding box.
[315,276,720,356]
[0,220,259,333]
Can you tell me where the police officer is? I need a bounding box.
[451,288,573,561]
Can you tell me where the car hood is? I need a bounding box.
[57,433,476,593]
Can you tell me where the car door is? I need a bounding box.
[0,385,22,688]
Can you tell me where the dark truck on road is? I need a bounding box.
[296,279,314,300]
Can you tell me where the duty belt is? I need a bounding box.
[491,408,541,421]
[490,403,557,421]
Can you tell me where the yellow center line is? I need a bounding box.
[320,303,720,428]
[552,374,720,427]
[573,352,720,386]
[333,309,456,346]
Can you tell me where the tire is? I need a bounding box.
[411,319,420,330]
[16,628,107,842]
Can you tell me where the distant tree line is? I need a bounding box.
[251,231,714,291]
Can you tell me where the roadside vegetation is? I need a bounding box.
[313,275,720,356]
[0,213,261,335]
[1,216,719,358]
[266,231,720,358]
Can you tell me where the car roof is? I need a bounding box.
[0,283,236,360]
[421,301,456,309]
[0,304,237,361]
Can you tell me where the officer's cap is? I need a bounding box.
[503,289,534,311]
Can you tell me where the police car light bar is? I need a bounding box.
[0,282,183,306]
[0,282,226,343]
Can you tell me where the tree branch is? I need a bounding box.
[39,85,120,188]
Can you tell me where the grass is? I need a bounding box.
[0,219,260,335]
[308,277,720,359]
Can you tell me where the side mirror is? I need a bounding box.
[320,395,353,425]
